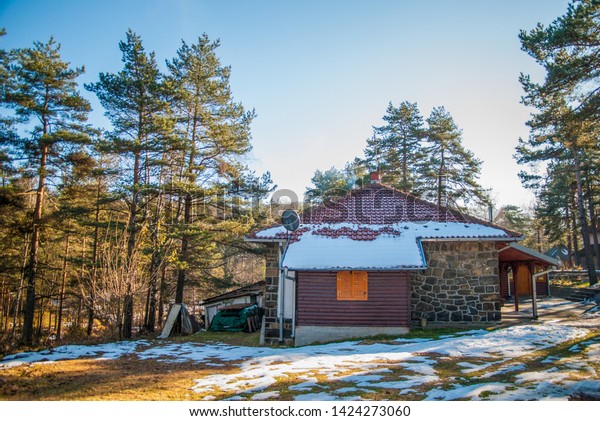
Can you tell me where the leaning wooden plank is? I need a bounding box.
[158,304,182,338]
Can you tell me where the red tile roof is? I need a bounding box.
[247,183,520,241]
[302,183,470,224]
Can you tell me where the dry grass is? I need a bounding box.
[0,353,247,401]
[2,329,599,401]
[174,330,261,347]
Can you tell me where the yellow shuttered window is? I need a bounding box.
[336,271,368,301]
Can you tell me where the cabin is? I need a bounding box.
[246,178,557,346]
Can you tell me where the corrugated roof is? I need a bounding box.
[200,281,265,306]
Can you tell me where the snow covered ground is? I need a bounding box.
[2,301,599,401]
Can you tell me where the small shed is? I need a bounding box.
[201,281,265,327]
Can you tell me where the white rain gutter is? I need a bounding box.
[421,237,522,242]
[278,234,294,344]
[277,243,285,344]
[244,237,286,243]
[284,269,296,338]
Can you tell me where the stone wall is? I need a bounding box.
[410,241,501,325]
[262,243,293,345]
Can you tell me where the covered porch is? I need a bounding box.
[498,242,560,317]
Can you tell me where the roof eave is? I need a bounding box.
[284,266,427,271]
[421,236,522,242]
[243,236,286,243]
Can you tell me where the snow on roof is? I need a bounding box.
[251,221,512,241]
[252,222,512,270]
[245,185,518,270]
[274,222,506,270]
[282,231,426,270]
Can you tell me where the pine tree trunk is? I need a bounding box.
[175,193,191,304]
[158,265,167,328]
[56,230,70,340]
[571,192,581,267]
[123,150,141,339]
[566,205,574,268]
[573,150,598,285]
[0,274,5,333]
[146,257,159,332]
[22,144,48,345]
[437,149,445,209]
[12,234,29,338]
[87,182,101,336]
[586,179,600,268]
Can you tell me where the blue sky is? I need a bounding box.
[1,0,570,208]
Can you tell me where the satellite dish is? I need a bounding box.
[281,209,301,232]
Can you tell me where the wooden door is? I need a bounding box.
[516,265,532,296]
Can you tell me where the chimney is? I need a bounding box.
[370,171,381,184]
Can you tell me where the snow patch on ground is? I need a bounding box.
[251,391,280,400]
[426,382,509,401]
[0,340,145,368]
[475,363,526,380]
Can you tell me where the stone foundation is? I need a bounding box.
[410,241,501,325]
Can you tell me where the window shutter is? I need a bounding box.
[352,271,368,300]
[337,271,368,300]
[337,271,353,299]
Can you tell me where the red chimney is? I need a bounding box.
[370,171,381,184]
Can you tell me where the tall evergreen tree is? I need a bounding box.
[365,101,425,192]
[86,30,172,338]
[166,35,254,306]
[519,0,599,284]
[0,28,15,181]
[2,38,91,344]
[305,167,353,204]
[420,107,489,209]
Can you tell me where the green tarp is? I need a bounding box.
[208,304,261,332]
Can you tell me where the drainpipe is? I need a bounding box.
[278,244,285,344]
[285,269,296,338]
[531,268,555,320]
[278,235,293,344]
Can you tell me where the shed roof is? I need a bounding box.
[200,281,265,306]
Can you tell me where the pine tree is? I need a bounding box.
[3,38,91,344]
[519,0,599,284]
[365,101,425,192]
[166,35,255,307]
[86,30,172,338]
[420,107,489,209]
[305,167,353,204]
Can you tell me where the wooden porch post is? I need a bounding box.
[511,263,519,312]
